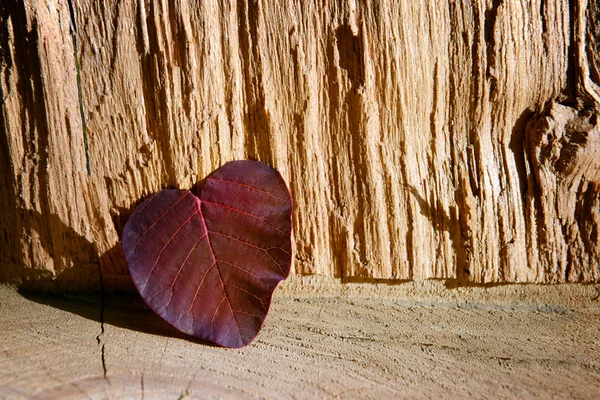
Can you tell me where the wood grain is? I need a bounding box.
[1,0,599,290]
[1,286,599,398]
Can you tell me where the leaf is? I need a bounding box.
[121,160,292,348]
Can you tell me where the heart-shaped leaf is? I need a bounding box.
[121,160,292,348]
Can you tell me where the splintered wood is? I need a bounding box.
[1,0,599,290]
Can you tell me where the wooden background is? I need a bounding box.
[1,0,599,291]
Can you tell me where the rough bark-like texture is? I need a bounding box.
[525,102,600,282]
[1,0,599,290]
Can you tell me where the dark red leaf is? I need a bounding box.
[121,160,292,348]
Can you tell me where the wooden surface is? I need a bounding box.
[1,285,599,399]
[1,0,600,290]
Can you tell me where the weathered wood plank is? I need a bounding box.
[1,286,599,398]
[1,0,599,290]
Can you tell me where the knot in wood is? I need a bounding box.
[527,102,600,187]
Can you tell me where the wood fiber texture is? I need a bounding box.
[1,0,599,290]
[2,287,599,399]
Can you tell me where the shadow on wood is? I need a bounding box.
[17,289,216,346]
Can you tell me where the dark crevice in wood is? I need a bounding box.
[484,0,502,95]
[564,0,579,103]
[100,344,108,380]
[404,184,465,282]
[97,258,107,380]
[335,25,365,89]
[510,108,534,206]
[67,0,91,175]
[540,0,548,36]
[166,1,192,118]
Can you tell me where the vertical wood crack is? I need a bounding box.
[96,262,108,380]
[67,0,90,175]
[140,373,145,399]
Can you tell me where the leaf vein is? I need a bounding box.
[126,192,191,258]
[202,200,288,235]
[207,177,288,201]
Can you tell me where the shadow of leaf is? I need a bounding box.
[18,289,215,346]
